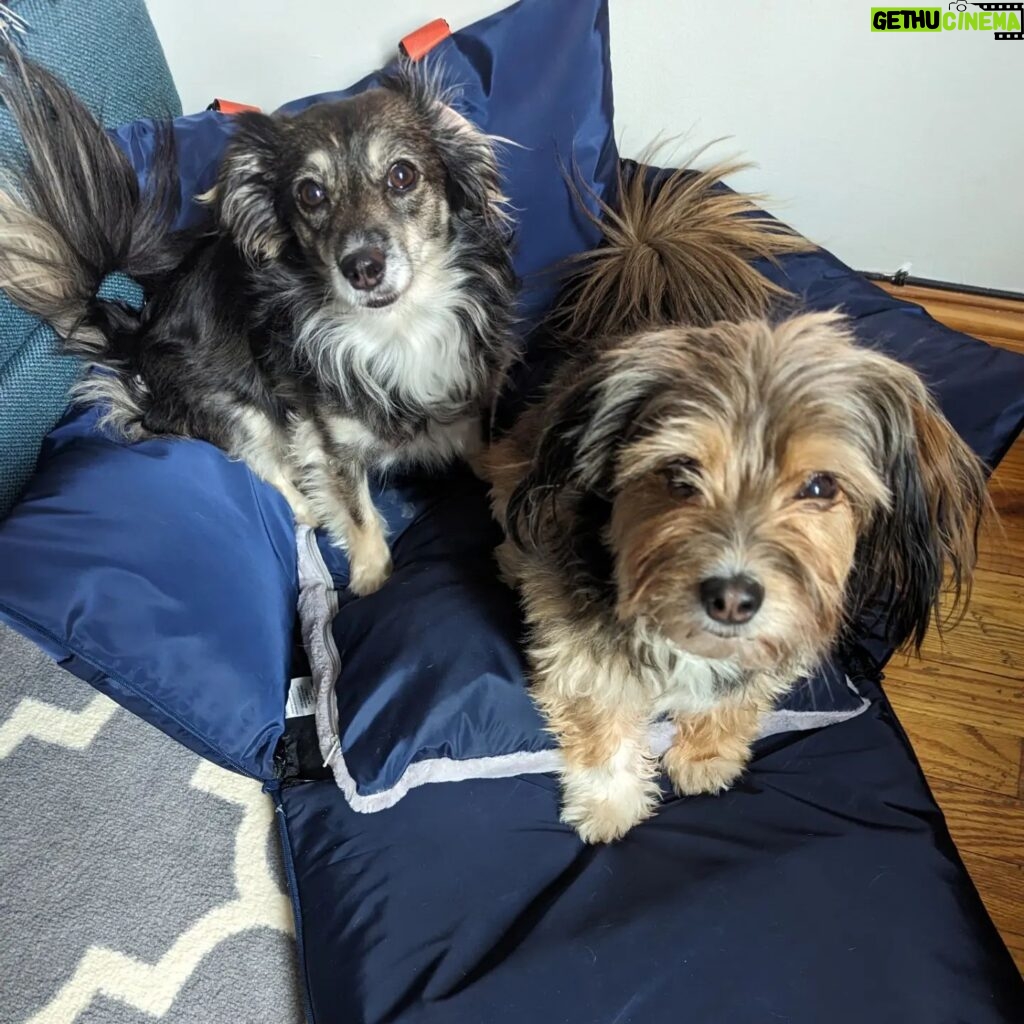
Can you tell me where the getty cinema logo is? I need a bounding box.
[871,2,1023,37]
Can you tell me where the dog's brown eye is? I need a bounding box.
[386,161,418,192]
[297,179,327,208]
[662,458,701,500]
[796,473,839,502]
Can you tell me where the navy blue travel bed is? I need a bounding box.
[1,2,1022,1021]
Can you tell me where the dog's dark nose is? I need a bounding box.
[340,248,386,291]
[700,575,764,625]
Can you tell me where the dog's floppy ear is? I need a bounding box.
[385,60,508,228]
[430,104,508,227]
[506,352,660,548]
[849,364,989,651]
[203,112,288,263]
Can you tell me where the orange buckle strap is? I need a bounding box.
[206,98,262,114]
[399,18,452,60]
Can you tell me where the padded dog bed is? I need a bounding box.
[1,1,1023,1021]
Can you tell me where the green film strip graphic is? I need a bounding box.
[973,1,1024,37]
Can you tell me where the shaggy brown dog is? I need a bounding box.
[485,163,989,843]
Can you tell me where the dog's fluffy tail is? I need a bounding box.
[0,46,180,363]
[555,154,814,338]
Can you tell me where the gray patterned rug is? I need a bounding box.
[0,622,303,1024]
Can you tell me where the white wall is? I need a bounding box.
[145,0,1024,292]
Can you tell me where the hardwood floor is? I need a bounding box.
[877,281,1024,971]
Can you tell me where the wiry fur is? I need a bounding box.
[0,50,515,593]
[552,153,813,339]
[486,165,989,843]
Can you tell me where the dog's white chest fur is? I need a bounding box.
[352,295,475,407]
[302,263,481,421]
[632,623,741,716]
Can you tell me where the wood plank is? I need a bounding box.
[989,439,1024,496]
[884,660,1024,739]
[918,568,1024,682]
[892,707,1021,796]
[958,851,1024,972]
[980,474,1024,578]
[978,527,1024,579]
[929,783,1024,863]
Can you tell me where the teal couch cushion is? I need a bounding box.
[0,0,182,515]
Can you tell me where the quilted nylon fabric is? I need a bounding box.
[277,673,1024,1024]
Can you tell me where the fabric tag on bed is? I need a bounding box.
[286,676,316,719]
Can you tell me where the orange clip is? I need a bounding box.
[399,18,452,60]
[208,98,263,115]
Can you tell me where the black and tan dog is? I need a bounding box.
[486,163,988,843]
[0,52,514,594]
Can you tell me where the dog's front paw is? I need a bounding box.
[347,537,393,596]
[562,800,647,845]
[291,499,320,528]
[271,476,320,528]
[663,746,745,796]
[560,773,659,844]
